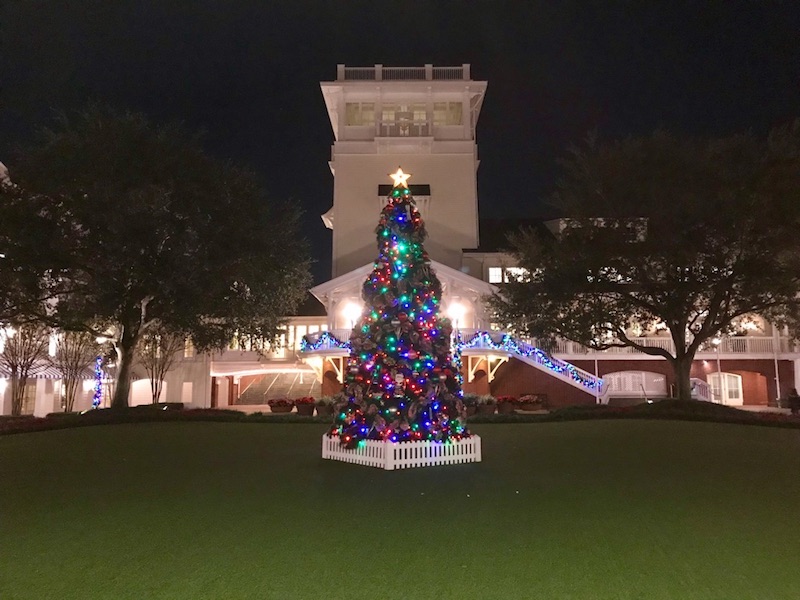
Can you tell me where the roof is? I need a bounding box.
[0,362,96,379]
[288,292,328,317]
[310,259,497,302]
[464,218,551,253]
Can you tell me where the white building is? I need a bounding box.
[3,64,799,415]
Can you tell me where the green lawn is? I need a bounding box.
[2,421,800,600]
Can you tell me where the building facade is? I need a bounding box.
[2,64,798,415]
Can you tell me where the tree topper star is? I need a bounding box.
[389,167,411,188]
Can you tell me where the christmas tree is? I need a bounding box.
[330,168,468,448]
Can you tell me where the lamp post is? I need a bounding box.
[711,337,726,404]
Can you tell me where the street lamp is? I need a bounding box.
[711,336,726,404]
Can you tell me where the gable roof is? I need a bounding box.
[310,259,496,303]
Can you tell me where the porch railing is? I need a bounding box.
[551,336,793,356]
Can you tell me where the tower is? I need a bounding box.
[320,64,487,278]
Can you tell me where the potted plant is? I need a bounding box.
[496,395,518,414]
[476,395,497,415]
[267,398,294,414]
[294,396,315,416]
[519,393,546,412]
[463,393,479,416]
[315,396,336,417]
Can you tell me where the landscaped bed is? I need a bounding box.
[2,420,800,599]
[2,399,799,436]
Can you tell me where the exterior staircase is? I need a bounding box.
[300,329,604,395]
[457,331,604,395]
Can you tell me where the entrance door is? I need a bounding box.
[708,372,743,405]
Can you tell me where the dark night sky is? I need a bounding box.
[2,1,799,282]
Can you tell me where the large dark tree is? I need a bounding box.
[0,106,311,408]
[490,124,800,401]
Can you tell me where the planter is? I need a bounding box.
[477,404,496,415]
[519,403,542,412]
[316,404,335,417]
[296,404,315,416]
[269,405,294,413]
[497,402,516,415]
[466,405,477,417]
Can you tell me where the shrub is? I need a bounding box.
[315,396,336,406]
[477,395,496,405]
[462,393,480,407]
[496,395,518,405]
[267,398,293,408]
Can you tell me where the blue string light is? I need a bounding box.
[301,330,602,391]
[92,356,103,408]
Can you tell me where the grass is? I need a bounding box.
[2,421,800,599]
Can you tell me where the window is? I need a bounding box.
[184,338,195,358]
[345,103,375,126]
[504,267,527,282]
[488,266,529,283]
[605,371,667,397]
[433,102,463,125]
[707,373,743,405]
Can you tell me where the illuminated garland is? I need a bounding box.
[92,356,103,408]
[304,330,602,392]
[458,331,603,391]
[299,331,349,352]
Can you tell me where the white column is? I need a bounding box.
[34,380,58,417]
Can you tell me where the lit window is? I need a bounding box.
[488,267,503,283]
[184,338,195,358]
[504,267,527,282]
[345,103,375,126]
[433,102,462,125]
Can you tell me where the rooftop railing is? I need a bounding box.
[337,64,470,81]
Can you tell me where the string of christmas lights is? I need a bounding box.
[458,331,603,391]
[304,329,602,392]
[300,331,349,352]
[329,169,468,448]
[92,355,103,408]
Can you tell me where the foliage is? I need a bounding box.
[477,395,496,405]
[496,395,518,405]
[0,324,50,415]
[294,396,315,405]
[267,398,294,407]
[314,396,335,406]
[462,393,480,407]
[330,180,467,448]
[490,124,800,400]
[0,106,311,408]
[50,330,98,412]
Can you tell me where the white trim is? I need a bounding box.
[310,259,497,302]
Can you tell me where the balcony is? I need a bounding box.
[548,336,797,358]
[378,120,431,137]
[337,64,470,81]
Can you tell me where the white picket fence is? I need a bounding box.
[321,434,482,470]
